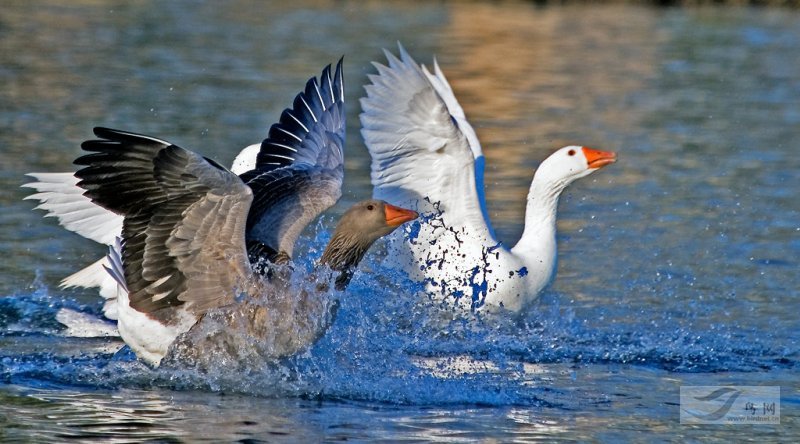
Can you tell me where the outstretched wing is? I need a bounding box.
[75,127,253,323]
[22,172,123,246]
[240,59,346,260]
[360,44,494,239]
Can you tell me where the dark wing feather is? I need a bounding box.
[240,59,346,259]
[254,58,345,171]
[75,127,253,323]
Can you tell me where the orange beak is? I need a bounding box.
[582,147,617,169]
[384,203,418,227]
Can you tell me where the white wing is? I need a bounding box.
[23,172,123,246]
[360,44,494,238]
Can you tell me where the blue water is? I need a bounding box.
[2,1,798,441]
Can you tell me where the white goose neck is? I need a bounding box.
[511,176,568,258]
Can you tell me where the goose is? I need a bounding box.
[26,60,418,365]
[360,45,616,312]
[73,127,416,366]
[23,61,337,320]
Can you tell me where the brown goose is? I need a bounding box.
[75,127,417,366]
[164,199,417,368]
[23,60,349,322]
[64,60,419,366]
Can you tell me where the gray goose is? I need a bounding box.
[69,60,417,366]
[22,60,345,320]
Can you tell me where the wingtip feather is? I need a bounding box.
[334,57,345,102]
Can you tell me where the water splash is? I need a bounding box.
[1,222,796,405]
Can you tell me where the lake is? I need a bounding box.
[1,0,798,441]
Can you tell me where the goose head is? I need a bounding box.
[534,145,617,187]
[320,199,418,289]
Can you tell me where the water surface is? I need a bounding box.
[1,1,798,441]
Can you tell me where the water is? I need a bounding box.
[2,1,798,441]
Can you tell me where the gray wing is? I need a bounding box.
[239,59,345,260]
[75,127,253,322]
[243,165,341,263]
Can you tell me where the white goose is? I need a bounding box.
[360,45,617,312]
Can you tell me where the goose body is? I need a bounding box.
[28,61,417,366]
[360,45,616,312]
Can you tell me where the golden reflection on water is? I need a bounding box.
[427,4,660,242]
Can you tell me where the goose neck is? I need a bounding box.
[319,231,370,290]
[512,178,565,256]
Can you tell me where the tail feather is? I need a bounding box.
[59,240,126,321]
[55,308,119,338]
[104,237,128,294]
[60,257,109,289]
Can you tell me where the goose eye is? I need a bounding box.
[568,149,576,156]
[367,204,375,211]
